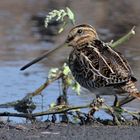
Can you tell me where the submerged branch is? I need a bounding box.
[0,104,90,119]
[0,97,102,118]
[0,102,139,120]
[0,112,34,119]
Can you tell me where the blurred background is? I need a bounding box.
[0,0,140,122]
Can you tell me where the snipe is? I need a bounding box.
[21,24,140,106]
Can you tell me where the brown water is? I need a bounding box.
[0,0,140,122]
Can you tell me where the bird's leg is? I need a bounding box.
[109,95,136,123]
[114,95,135,107]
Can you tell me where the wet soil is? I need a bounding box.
[0,122,140,140]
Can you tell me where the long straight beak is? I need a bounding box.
[20,43,67,70]
[20,51,50,70]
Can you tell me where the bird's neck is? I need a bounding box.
[73,41,92,51]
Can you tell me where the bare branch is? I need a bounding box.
[111,26,136,48]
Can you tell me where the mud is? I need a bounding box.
[0,122,140,140]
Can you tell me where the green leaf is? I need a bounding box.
[66,7,75,25]
[58,27,64,33]
[48,68,60,79]
[65,78,73,86]
[62,64,71,75]
[72,82,81,95]
[49,102,56,108]
[44,7,75,33]
[58,22,67,33]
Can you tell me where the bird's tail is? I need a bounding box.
[122,80,140,99]
[131,92,140,99]
[118,80,140,106]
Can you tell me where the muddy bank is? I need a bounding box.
[0,122,140,140]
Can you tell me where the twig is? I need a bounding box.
[0,104,90,119]
[33,104,90,117]
[24,73,63,98]
[0,103,139,120]
[111,26,135,48]
[0,101,20,108]
[0,112,34,119]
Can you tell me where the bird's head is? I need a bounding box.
[66,24,98,47]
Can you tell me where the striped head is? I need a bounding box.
[66,24,98,47]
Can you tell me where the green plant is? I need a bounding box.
[45,7,75,33]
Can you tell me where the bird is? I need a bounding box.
[20,24,140,106]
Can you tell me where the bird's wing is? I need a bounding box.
[79,40,134,85]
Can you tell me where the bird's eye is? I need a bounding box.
[77,29,83,34]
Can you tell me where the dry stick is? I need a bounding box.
[0,104,90,119]
[111,26,135,48]
[24,72,63,99]
[0,104,139,119]
[32,104,90,117]
[103,103,121,125]
[0,112,33,118]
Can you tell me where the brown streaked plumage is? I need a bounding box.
[67,24,140,105]
[20,24,140,106]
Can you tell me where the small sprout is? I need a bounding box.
[62,63,73,85]
[65,78,73,86]
[62,63,81,95]
[49,102,56,108]
[66,7,75,25]
[62,63,71,75]
[58,27,64,33]
[58,22,67,33]
[131,26,136,35]
[45,7,75,33]
[48,68,60,79]
[72,82,81,95]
